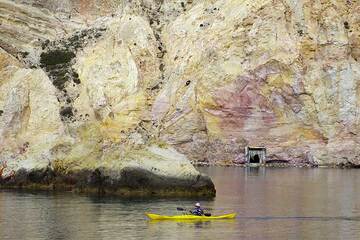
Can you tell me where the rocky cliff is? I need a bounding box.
[0,0,359,190]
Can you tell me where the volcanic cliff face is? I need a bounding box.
[0,0,359,184]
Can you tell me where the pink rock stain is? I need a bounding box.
[211,75,277,138]
[78,0,93,16]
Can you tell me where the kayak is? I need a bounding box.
[145,213,236,220]
[146,213,236,220]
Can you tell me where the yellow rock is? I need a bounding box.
[1,0,360,177]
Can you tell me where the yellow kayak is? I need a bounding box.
[145,213,236,220]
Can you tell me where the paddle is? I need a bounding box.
[176,207,212,216]
[176,207,187,211]
[177,207,213,211]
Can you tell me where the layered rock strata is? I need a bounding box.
[0,0,215,196]
[0,0,360,193]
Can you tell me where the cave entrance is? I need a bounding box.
[251,154,260,163]
[245,147,266,164]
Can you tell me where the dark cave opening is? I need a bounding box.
[250,154,260,164]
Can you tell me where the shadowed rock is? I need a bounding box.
[0,146,216,197]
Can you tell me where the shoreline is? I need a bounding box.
[2,162,359,198]
[192,162,360,169]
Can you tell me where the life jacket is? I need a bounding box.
[190,207,204,216]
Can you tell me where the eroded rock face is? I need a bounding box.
[0,0,360,192]
[0,0,216,196]
[0,48,64,171]
[156,0,360,165]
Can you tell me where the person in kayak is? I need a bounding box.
[190,202,204,216]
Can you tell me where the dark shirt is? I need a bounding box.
[190,207,204,216]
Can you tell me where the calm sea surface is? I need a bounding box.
[1,167,360,240]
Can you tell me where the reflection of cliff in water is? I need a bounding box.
[3,167,360,239]
[245,167,266,177]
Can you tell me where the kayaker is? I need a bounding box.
[190,202,204,216]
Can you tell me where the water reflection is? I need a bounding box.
[1,167,360,240]
[245,166,266,177]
